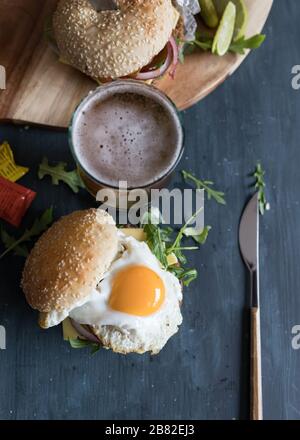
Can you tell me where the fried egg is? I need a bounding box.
[69,231,183,354]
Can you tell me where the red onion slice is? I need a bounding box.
[134,36,178,81]
[70,319,101,344]
[168,36,179,79]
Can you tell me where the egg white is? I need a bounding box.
[69,232,183,353]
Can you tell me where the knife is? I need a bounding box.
[89,0,118,11]
[239,192,263,420]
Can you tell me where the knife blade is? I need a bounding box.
[239,192,263,420]
[239,192,259,274]
[89,0,118,11]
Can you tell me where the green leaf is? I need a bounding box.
[143,173,224,286]
[91,344,101,355]
[177,43,186,64]
[69,338,92,349]
[181,39,213,52]
[181,33,265,57]
[13,246,29,257]
[230,34,266,55]
[0,208,53,259]
[182,170,226,205]
[193,40,213,51]
[142,213,199,286]
[0,228,28,257]
[38,157,85,193]
[184,225,212,245]
[253,163,269,216]
[29,207,53,237]
[169,267,198,287]
[173,247,187,265]
[69,338,101,354]
[167,207,203,256]
[160,226,174,243]
[143,223,168,269]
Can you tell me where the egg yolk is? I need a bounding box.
[108,265,165,316]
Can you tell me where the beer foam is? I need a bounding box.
[72,83,183,188]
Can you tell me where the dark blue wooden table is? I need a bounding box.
[0,0,300,420]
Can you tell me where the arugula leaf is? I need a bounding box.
[253,163,269,215]
[0,208,53,259]
[167,208,202,257]
[91,344,101,354]
[69,339,92,349]
[182,170,226,205]
[169,267,198,287]
[142,201,213,286]
[38,157,85,193]
[230,34,266,55]
[179,42,198,63]
[29,208,53,236]
[193,39,213,51]
[142,170,224,287]
[182,33,265,56]
[69,338,100,354]
[160,226,174,243]
[173,247,187,265]
[0,228,28,257]
[143,223,168,269]
[178,49,185,64]
[184,225,212,245]
[143,215,198,283]
[182,37,212,53]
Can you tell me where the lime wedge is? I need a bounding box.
[199,0,219,28]
[213,0,248,41]
[212,1,236,56]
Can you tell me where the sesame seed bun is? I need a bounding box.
[52,0,180,80]
[21,209,118,328]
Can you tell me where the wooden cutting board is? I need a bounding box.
[0,0,273,128]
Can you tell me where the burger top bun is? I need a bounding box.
[53,0,179,80]
[21,209,118,328]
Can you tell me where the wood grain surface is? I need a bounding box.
[250,307,263,420]
[1,1,300,421]
[0,0,273,128]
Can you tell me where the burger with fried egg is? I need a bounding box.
[21,209,183,355]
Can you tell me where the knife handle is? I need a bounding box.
[250,306,263,420]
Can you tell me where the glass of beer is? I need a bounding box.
[69,80,184,199]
